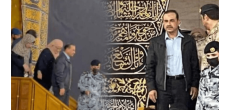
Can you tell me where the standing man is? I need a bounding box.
[77,59,105,110]
[34,39,63,90]
[145,10,200,110]
[196,41,219,110]
[52,44,76,105]
[199,4,219,70]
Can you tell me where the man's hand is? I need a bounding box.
[23,64,30,72]
[37,70,42,79]
[59,88,65,96]
[190,87,198,100]
[149,90,157,103]
[29,69,33,75]
[85,91,90,96]
[28,64,33,75]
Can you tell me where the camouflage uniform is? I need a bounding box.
[196,65,219,110]
[196,39,207,68]
[77,71,105,110]
[200,22,219,70]
[190,28,208,69]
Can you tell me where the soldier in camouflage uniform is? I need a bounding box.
[199,4,219,71]
[196,41,219,110]
[190,28,208,68]
[77,60,106,110]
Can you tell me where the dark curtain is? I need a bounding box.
[48,0,107,100]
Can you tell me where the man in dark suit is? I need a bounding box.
[34,39,63,90]
[52,44,76,105]
[145,10,200,110]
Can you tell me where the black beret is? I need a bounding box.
[91,59,100,66]
[200,4,219,15]
[204,41,219,54]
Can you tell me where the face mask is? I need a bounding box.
[207,57,219,67]
[92,68,98,75]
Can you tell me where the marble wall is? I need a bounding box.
[167,0,219,31]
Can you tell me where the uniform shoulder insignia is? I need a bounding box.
[201,66,210,73]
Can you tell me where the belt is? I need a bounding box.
[166,75,184,80]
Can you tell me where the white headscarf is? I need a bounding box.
[12,34,36,65]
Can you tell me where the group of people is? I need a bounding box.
[11,29,106,110]
[11,3,219,110]
[146,4,219,110]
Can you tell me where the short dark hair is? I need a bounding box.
[64,44,75,50]
[26,29,37,38]
[200,4,219,20]
[163,10,179,20]
[91,59,100,66]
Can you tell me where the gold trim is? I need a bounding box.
[210,47,215,53]
[199,9,201,13]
